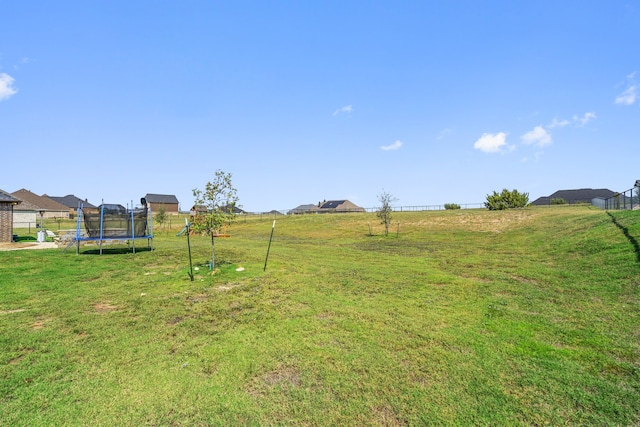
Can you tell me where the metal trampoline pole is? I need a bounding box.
[99,204,104,255]
[130,201,136,254]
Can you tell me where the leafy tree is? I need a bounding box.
[485,189,529,210]
[376,191,397,236]
[192,170,239,269]
[155,205,168,230]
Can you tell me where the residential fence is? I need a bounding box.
[244,203,486,218]
[603,186,640,210]
[12,222,44,233]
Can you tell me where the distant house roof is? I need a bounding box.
[318,200,365,212]
[223,205,245,214]
[320,200,346,209]
[145,193,179,204]
[11,189,69,211]
[531,188,616,205]
[289,204,318,214]
[46,194,97,209]
[190,204,207,213]
[0,189,21,204]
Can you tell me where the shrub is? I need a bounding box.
[444,203,461,210]
[485,189,529,210]
[550,198,566,205]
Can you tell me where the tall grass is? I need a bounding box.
[1,206,639,425]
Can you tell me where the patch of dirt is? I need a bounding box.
[247,366,301,397]
[0,242,59,251]
[372,404,407,427]
[167,316,183,325]
[405,210,538,233]
[94,303,118,313]
[8,354,26,365]
[32,320,47,329]
[0,308,27,315]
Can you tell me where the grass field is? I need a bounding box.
[1,206,639,425]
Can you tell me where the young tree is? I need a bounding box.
[155,205,168,230]
[192,170,239,270]
[376,190,397,236]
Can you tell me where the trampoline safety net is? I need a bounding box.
[83,204,149,238]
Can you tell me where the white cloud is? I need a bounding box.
[381,140,403,151]
[615,72,637,106]
[0,73,18,101]
[522,126,552,147]
[573,112,596,126]
[333,104,352,116]
[615,85,637,106]
[473,132,507,153]
[547,117,570,128]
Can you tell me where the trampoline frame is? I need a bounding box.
[74,202,153,255]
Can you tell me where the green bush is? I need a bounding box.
[550,198,566,205]
[485,189,529,210]
[444,203,461,210]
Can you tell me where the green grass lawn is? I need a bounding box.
[1,206,639,425]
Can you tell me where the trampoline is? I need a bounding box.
[73,198,153,254]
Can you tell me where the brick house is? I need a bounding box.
[0,189,21,242]
[12,197,39,229]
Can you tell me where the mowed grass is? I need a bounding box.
[1,206,639,426]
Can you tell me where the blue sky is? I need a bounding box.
[1,1,639,212]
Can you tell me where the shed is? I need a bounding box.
[145,193,180,214]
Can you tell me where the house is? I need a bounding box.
[145,194,180,214]
[12,197,39,229]
[288,204,319,215]
[191,204,245,215]
[223,204,245,214]
[190,205,208,216]
[0,189,21,242]
[288,200,365,214]
[531,188,616,206]
[46,194,98,217]
[317,200,365,213]
[11,189,70,219]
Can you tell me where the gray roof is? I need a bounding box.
[289,204,317,213]
[532,188,616,205]
[145,193,179,204]
[47,194,97,209]
[0,189,21,204]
